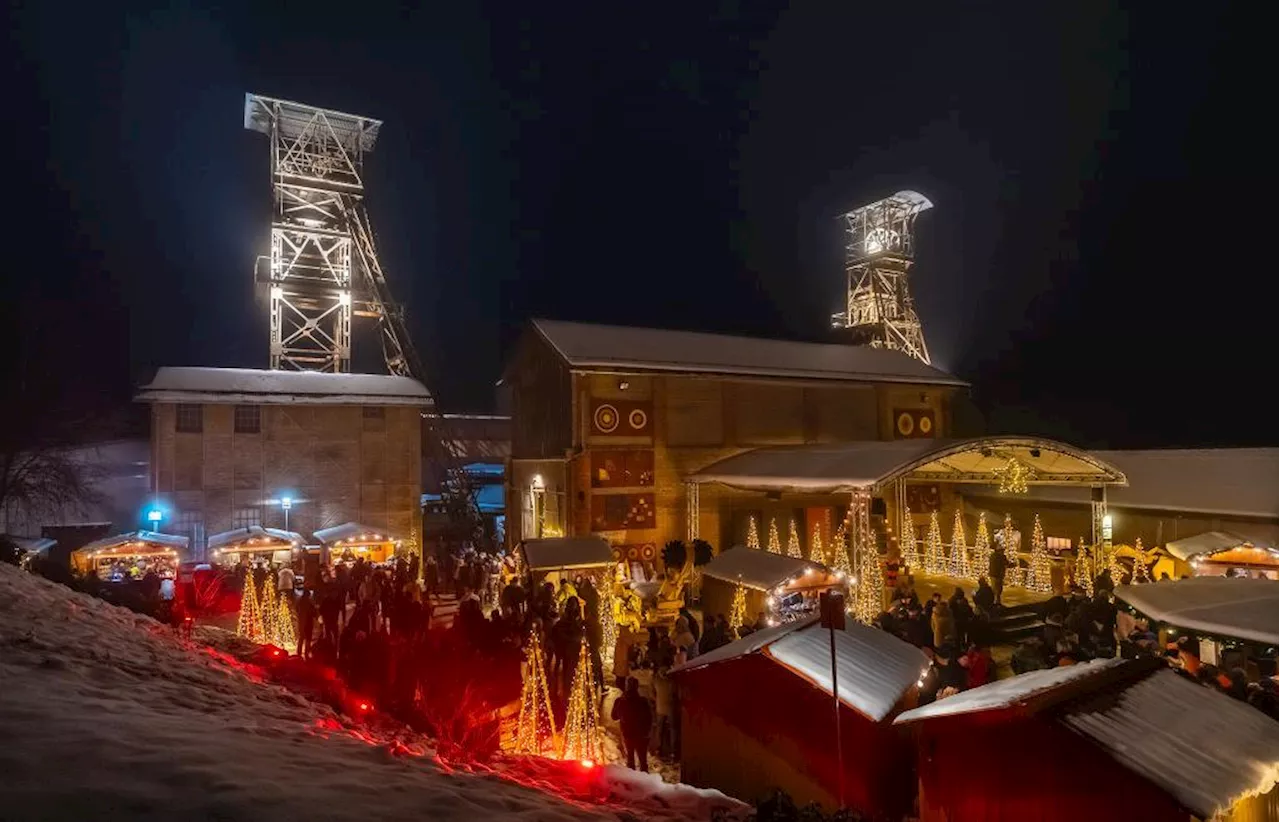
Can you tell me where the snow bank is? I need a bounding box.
[0,565,744,821]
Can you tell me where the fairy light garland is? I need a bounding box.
[259,573,279,643]
[514,632,557,756]
[786,519,803,560]
[236,570,264,642]
[766,518,782,554]
[996,457,1032,494]
[900,508,922,571]
[973,514,992,579]
[949,509,970,579]
[924,511,945,575]
[559,637,603,763]
[745,515,761,550]
[1027,513,1053,594]
[728,582,748,635]
[1002,515,1021,589]
[810,522,824,564]
[1075,537,1094,597]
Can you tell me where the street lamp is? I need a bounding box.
[281,496,293,532]
[146,508,163,532]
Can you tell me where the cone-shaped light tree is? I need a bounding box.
[259,573,279,644]
[830,525,852,576]
[1002,515,1021,589]
[745,515,761,550]
[810,522,824,563]
[925,511,945,575]
[728,582,748,636]
[900,509,922,571]
[766,519,782,554]
[597,578,619,669]
[275,592,297,653]
[559,637,603,762]
[786,519,803,559]
[1027,514,1053,594]
[236,569,264,642]
[973,514,992,580]
[853,531,883,625]
[949,510,970,579]
[1132,538,1152,584]
[514,631,558,756]
[1075,537,1094,597]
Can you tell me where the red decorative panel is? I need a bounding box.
[904,484,941,513]
[590,493,656,531]
[590,450,655,488]
[590,399,653,437]
[892,408,936,439]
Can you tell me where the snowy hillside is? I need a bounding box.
[0,566,743,821]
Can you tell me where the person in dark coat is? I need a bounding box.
[296,590,317,659]
[610,677,653,772]
[988,551,1009,606]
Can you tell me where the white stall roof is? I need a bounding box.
[312,522,400,546]
[1164,531,1276,561]
[207,526,304,551]
[5,536,56,555]
[700,546,832,591]
[1115,577,1279,646]
[521,536,614,571]
[671,617,926,722]
[895,658,1128,724]
[136,367,432,407]
[76,531,190,554]
[1061,670,1279,821]
[532,318,967,387]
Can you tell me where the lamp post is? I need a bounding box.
[281,497,293,532]
[147,508,163,533]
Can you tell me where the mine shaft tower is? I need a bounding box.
[831,190,933,365]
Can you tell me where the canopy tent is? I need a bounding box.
[689,436,1126,493]
[72,531,189,574]
[1115,577,1278,646]
[519,536,614,572]
[312,522,401,563]
[700,546,836,592]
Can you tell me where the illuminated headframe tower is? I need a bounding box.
[244,94,416,375]
[830,190,933,365]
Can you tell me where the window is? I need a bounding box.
[1047,537,1073,553]
[232,507,261,530]
[233,405,261,434]
[362,405,386,432]
[175,404,203,433]
[173,511,205,558]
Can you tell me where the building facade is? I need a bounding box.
[137,367,428,557]
[503,319,967,560]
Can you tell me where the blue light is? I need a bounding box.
[280,496,293,510]
[147,509,163,524]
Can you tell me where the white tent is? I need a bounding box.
[1115,577,1278,645]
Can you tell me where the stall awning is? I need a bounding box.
[207,526,304,552]
[520,536,614,572]
[700,546,833,592]
[689,436,1126,493]
[74,530,189,558]
[1164,531,1276,562]
[1115,577,1279,646]
[312,522,400,546]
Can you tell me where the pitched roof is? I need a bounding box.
[700,546,834,591]
[136,367,432,407]
[1114,577,1279,645]
[531,318,967,387]
[519,536,615,571]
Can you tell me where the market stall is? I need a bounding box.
[1163,531,1278,580]
[700,546,845,627]
[72,531,189,581]
[518,535,615,588]
[312,522,401,565]
[207,526,304,568]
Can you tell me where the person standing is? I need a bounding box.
[611,677,653,772]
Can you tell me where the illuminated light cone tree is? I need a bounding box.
[745,516,761,550]
[853,532,884,625]
[728,582,748,635]
[900,509,922,571]
[1002,515,1021,589]
[1075,537,1094,597]
[786,519,803,559]
[1132,538,1152,584]
[766,518,782,554]
[275,591,297,653]
[236,570,264,642]
[949,510,970,579]
[597,579,619,670]
[259,573,279,644]
[810,522,824,563]
[514,632,558,756]
[973,514,992,580]
[924,511,945,575]
[1027,514,1052,594]
[830,525,852,576]
[559,637,603,763]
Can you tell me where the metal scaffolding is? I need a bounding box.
[831,190,933,365]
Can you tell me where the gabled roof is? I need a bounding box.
[74,531,190,555]
[1164,530,1277,561]
[1115,577,1278,646]
[530,318,967,387]
[672,616,928,722]
[519,536,615,571]
[207,526,304,552]
[312,522,401,546]
[136,367,432,407]
[700,546,834,591]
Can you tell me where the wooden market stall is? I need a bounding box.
[894,657,1279,822]
[672,615,927,817]
[312,522,401,565]
[518,535,615,588]
[1163,531,1279,580]
[72,531,189,581]
[207,526,304,568]
[699,546,844,626]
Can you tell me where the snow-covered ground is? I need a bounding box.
[0,565,745,821]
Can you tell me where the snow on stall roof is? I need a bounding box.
[692,440,950,492]
[671,617,815,676]
[207,526,304,551]
[4,536,56,555]
[136,367,433,407]
[75,530,191,554]
[532,319,967,387]
[700,546,832,591]
[1060,669,1279,820]
[1164,530,1276,561]
[312,522,401,545]
[0,563,744,822]
[521,536,615,571]
[894,658,1128,725]
[1115,577,1279,646]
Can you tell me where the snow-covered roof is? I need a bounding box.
[312,522,401,546]
[4,536,57,555]
[1015,448,1279,519]
[895,658,1128,725]
[520,536,615,571]
[1164,530,1277,561]
[207,526,304,551]
[691,437,1125,493]
[136,367,433,407]
[1060,669,1279,821]
[672,617,927,722]
[74,530,190,555]
[700,546,833,591]
[1115,577,1279,646]
[531,318,967,387]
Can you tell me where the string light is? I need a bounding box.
[259,573,279,643]
[1132,537,1152,584]
[830,525,852,576]
[924,511,945,575]
[745,515,761,550]
[274,590,297,653]
[514,632,557,756]
[949,509,970,579]
[728,582,748,635]
[900,507,922,571]
[766,518,782,554]
[559,637,603,763]
[853,509,882,625]
[786,519,803,560]
[810,522,824,564]
[1027,514,1052,594]
[973,514,992,579]
[1002,515,1021,589]
[1075,537,1094,597]
[236,570,264,642]
[597,577,618,670]
[996,457,1032,494]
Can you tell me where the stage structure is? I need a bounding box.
[830,190,933,365]
[244,93,484,543]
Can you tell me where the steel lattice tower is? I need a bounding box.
[830,190,933,364]
[244,94,417,376]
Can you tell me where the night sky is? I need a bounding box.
[7,2,1272,448]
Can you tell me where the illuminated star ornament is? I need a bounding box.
[995,457,1033,494]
